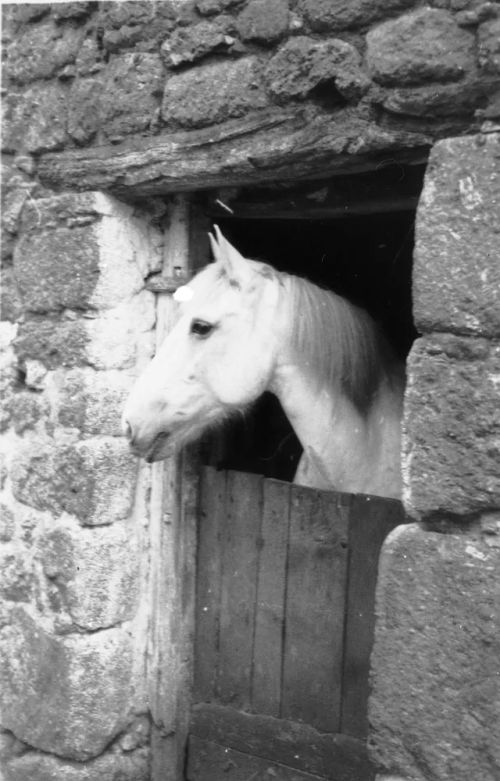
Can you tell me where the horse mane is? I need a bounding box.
[278,271,398,413]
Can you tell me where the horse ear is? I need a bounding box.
[208,225,252,287]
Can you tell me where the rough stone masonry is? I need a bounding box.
[1,1,500,780]
[370,133,500,781]
[1,191,162,780]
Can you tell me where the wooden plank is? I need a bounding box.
[189,703,375,781]
[252,478,291,716]
[212,195,420,220]
[147,196,199,781]
[208,165,425,221]
[341,494,406,738]
[281,487,351,733]
[187,736,326,781]
[192,467,226,702]
[217,470,263,708]
[38,107,430,197]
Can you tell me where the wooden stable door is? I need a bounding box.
[187,468,404,781]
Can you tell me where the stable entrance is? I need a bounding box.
[187,468,405,780]
[184,169,417,778]
[195,164,419,481]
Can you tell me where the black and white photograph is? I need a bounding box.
[1,1,499,779]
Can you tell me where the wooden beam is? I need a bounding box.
[341,494,406,738]
[210,194,420,220]
[192,468,226,703]
[38,108,431,197]
[187,737,325,781]
[206,163,426,220]
[281,487,350,733]
[251,478,291,717]
[189,703,374,781]
[216,471,263,709]
[148,195,199,781]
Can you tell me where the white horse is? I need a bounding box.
[122,227,404,499]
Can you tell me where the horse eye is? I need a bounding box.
[190,319,214,338]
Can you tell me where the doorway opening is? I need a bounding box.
[199,164,423,481]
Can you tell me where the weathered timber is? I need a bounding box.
[207,163,426,221]
[189,704,374,781]
[190,468,406,780]
[187,736,325,781]
[341,494,407,738]
[38,108,431,197]
[148,197,199,781]
[251,479,291,717]
[192,467,225,703]
[217,470,263,708]
[214,194,420,220]
[281,487,350,733]
[147,202,212,292]
[193,468,406,733]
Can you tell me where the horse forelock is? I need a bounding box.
[281,274,395,413]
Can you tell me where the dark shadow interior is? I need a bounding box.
[200,170,421,481]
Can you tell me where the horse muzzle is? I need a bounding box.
[123,419,173,462]
[143,432,173,462]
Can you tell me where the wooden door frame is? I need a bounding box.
[146,196,208,781]
[37,124,428,781]
[145,190,416,781]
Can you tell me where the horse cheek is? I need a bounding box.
[205,338,271,407]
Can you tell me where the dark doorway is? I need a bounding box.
[200,165,422,480]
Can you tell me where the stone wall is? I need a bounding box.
[2,0,499,156]
[0,191,162,779]
[1,2,500,781]
[369,133,500,781]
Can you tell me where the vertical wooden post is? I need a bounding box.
[148,195,201,781]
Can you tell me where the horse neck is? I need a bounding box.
[270,360,402,496]
[268,274,402,495]
[269,272,377,430]
[269,276,364,478]
[270,361,361,466]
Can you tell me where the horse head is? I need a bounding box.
[122,227,282,462]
